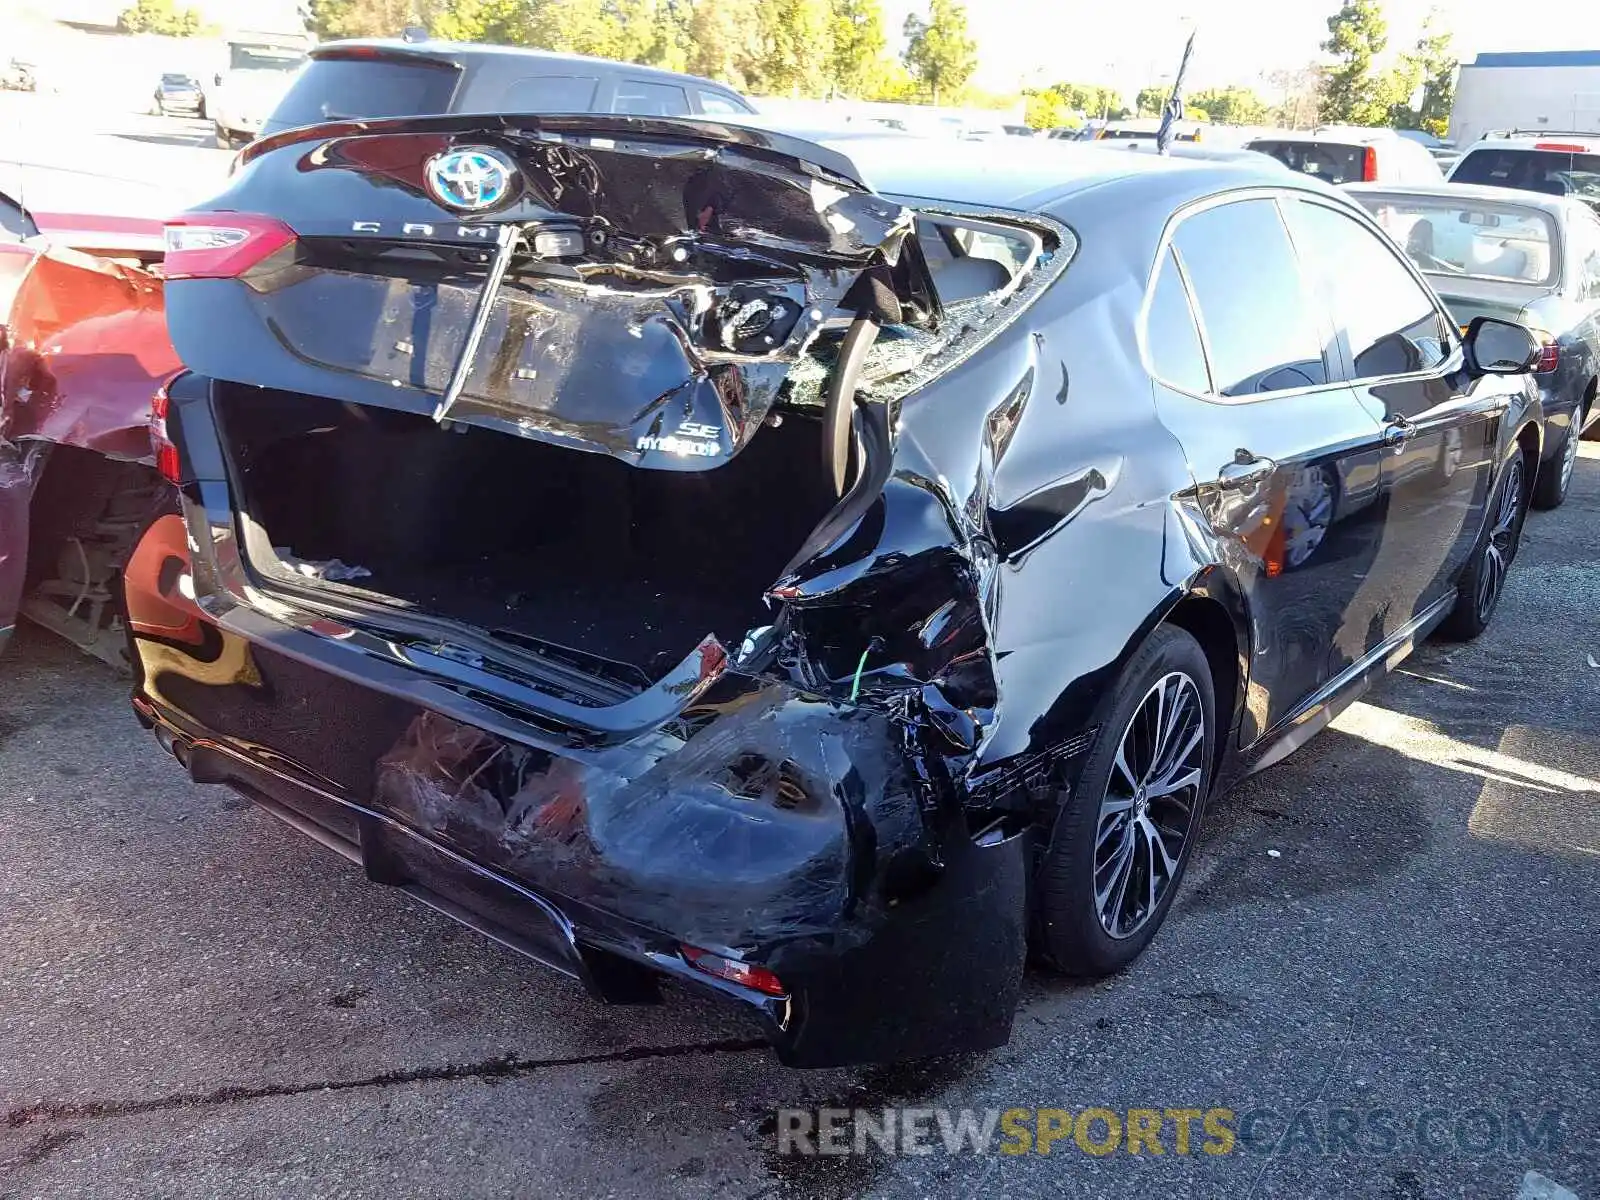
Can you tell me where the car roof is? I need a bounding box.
[1345,180,1578,217]
[785,131,1314,212]
[1250,128,1396,146]
[1460,134,1600,152]
[311,38,742,94]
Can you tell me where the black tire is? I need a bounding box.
[1440,446,1528,641]
[1532,401,1584,510]
[1035,625,1216,975]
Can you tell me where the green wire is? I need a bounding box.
[849,644,872,703]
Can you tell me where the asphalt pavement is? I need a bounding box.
[0,95,1597,1192]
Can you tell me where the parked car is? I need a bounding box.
[152,72,204,117]
[0,187,177,664]
[1448,132,1600,213]
[1248,127,1445,185]
[136,123,1542,1066]
[1094,117,1204,143]
[208,32,310,149]
[1351,182,1600,508]
[1,59,35,92]
[258,39,755,141]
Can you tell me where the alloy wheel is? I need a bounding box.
[1476,457,1523,623]
[1094,671,1206,939]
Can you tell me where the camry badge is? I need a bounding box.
[424,146,517,213]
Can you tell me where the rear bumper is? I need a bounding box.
[124,414,1029,1065]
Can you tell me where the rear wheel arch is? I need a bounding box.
[1160,577,1248,787]
[1516,419,1542,487]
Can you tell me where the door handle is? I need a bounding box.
[1382,416,1416,448]
[1217,449,1276,488]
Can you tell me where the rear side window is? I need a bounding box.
[501,74,599,112]
[1284,199,1450,380]
[613,79,689,117]
[266,57,459,131]
[1172,198,1329,397]
[1452,147,1600,206]
[1146,248,1210,394]
[1249,139,1368,184]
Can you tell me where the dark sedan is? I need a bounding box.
[1352,182,1600,508]
[130,126,1543,1066]
[152,72,204,117]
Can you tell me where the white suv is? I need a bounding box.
[1448,132,1600,209]
[1246,127,1444,186]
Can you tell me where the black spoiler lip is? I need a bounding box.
[238,112,871,191]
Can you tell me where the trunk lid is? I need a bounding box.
[163,115,919,468]
[1426,275,1551,329]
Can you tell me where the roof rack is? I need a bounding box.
[1483,128,1600,140]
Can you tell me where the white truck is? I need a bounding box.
[207,30,312,149]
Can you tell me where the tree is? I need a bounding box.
[902,0,976,104]
[1190,85,1269,126]
[117,0,204,35]
[744,0,834,96]
[1320,0,1389,126]
[684,0,763,89]
[1385,16,1456,136]
[1268,64,1327,129]
[1135,85,1168,117]
[829,0,887,97]
[1023,88,1073,130]
[428,0,530,43]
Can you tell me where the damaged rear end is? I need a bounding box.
[143,115,1057,1065]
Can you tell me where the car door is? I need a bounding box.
[1280,195,1503,642]
[1560,205,1600,417]
[1147,194,1391,744]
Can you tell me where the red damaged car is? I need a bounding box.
[0,191,178,663]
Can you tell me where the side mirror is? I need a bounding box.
[1464,316,1540,375]
[213,73,222,87]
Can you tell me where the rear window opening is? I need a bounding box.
[1451,147,1600,207]
[1248,139,1369,184]
[264,56,460,134]
[215,386,843,687]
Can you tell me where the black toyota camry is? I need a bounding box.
[130,117,1544,1067]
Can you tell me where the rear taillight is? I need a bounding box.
[681,945,787,996]
[150,384,181,483]
[1362,144,1379,181]
[162,213,295,279]
[1532,329,1561,373]
[1536,142,1589,152]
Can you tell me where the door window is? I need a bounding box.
[1284,198,1451,380]
[698,90,749,115]
[1171,198,1330,397]
[1145,248,1210,394]
[613,80,689,116]
[501,74,599,112]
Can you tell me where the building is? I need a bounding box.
[1451,50,1600,147]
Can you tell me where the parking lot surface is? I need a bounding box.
[0,443,1593,1198]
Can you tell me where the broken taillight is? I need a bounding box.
[150,384,181,483]
[162,213,296,279]
[681,946,787,996]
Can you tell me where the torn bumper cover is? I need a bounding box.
[129,511,1027,1068]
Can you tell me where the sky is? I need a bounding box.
[890,0,1600,95]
